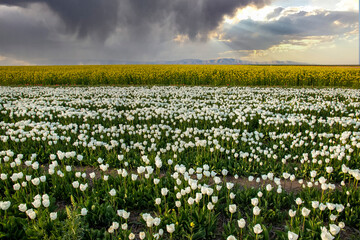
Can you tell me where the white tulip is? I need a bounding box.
[72,181,79,188]
[26,209,36,219]
[288,231,299,240]
[229,204,237,214]
[253,224,263,234]
[18,203,27,212]
[289,210,296,218]
[166,223,175,234]
[161,188,169,196]
[320,227,334,240]
[238,218,246,228]
[312,201,319,209]
[139,232,146,239]
[31,178,40,186]
[32,199,41,209]
[122,223,128,230]
[253,206,261,216]
[154,217,161,226]
[207,202,214,210]
[79,183,88,191]
[338,222,345,229]
[109,189,116,196]
[13,183,20,191]
[50,212,57,220]
[330,214,338,221]
[81,208,88,216]
[42,199,50,208]
[226,182,234,190]
[301,207,310,217]
[251,198,259,206]
[329,224,340,235]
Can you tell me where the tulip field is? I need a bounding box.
[0,86,360,240]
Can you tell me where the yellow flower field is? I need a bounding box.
[0,65,359,87]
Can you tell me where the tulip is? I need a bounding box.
[212,196,218,204]
[338,222,345,229]
[108,189,116,196]
[238,218,246,228]
[32,199,41,209]
[329,224,340,235]
[26,209,36,219]
[227,204,236,214]
[320,227,334,240]
[122,223,128,230]
[81,208,88,216]
[139,232,146,240]
[301,207,310,217]
[18,203,27,212]
[72,181,79,188]
[253,224,263,234]
[161,188,169,196]
[253,206,261,216]
[50,212,57,220]
[42,199,50,208]
[129,233,135,240]
[288,231,299,240]
[166,223,175,233]
[207,202,214,210]
[312,201,319,209]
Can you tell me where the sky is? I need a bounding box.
[0,0,358,65]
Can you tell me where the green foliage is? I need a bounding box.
[0,216,26,240]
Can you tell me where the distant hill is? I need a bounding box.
[152,58,306,65]
[74,58,307,65]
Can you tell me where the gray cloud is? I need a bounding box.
[170,0,270,39]
[0,1,357,65]
[221,10,358,51]
[1,0,270,41]
[266,7,283,20]
[0,0,119,41]
[0,0,272,64]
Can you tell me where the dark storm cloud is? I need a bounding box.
[170,0,270,39]
[1,0,357,65]
[0,0,272,64]
[222,10,358,50]
[0,0,119,41]
[0,0,270,41]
